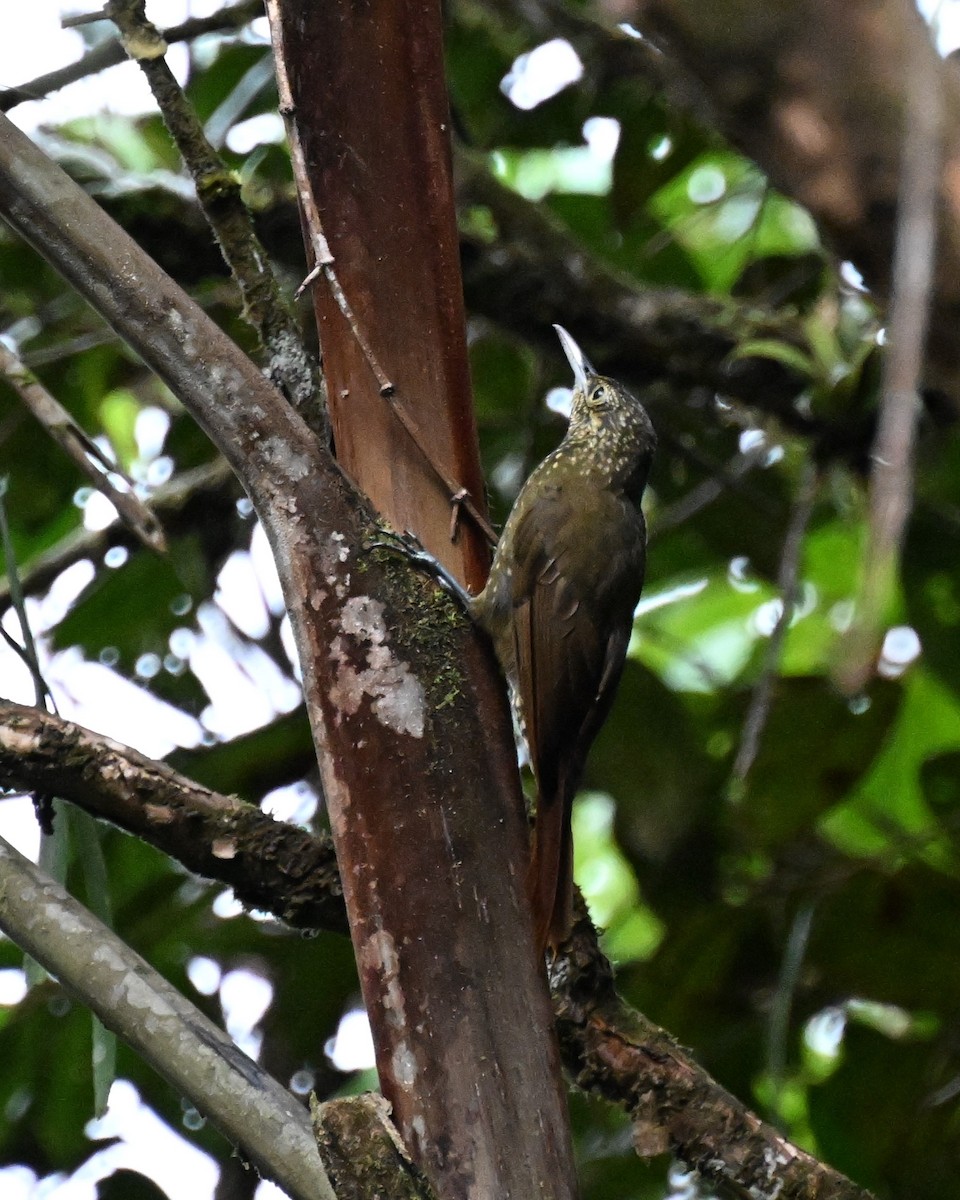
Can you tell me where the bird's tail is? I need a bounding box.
[526,782,575,956]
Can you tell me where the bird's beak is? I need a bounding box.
[554,325,595,392]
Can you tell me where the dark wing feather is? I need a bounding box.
[508,481,646,949]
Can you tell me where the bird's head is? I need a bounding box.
[553,325,656,457]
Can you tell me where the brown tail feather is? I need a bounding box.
[527,789,574,956]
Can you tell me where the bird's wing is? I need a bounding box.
[509,485,645,947]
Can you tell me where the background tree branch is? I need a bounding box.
[0,92,572,1198]
[0,833,335,1200]
[634,0,960,407]
[0,699,874,1200]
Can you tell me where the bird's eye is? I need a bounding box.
[592,386,605,402]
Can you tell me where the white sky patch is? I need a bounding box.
[81,489,120,534]
[83,1079,219,1200]
[0,607,41,703]
[189,600,300,737]
[187,955,222,997]
[261,780,318,826]
[751,597,783,637]
[878,624,922,678]
[254,1182,291,1200]
[226,111,285,154]
[279,613,298,674]
[501,38,583,110]
[2,27,141,135]
[50,650,204,756]
[840,259,866,291]
[0,1166,36,1200]
[134,405,171,461]
[212,889,245,919]
[190,634,274,736]
[2,0,278,140]
[738,428,766,455]
[0,968,28,1005]
[0,1081,221,1196]
[633,577,709,619]
[805,1005,846,1059]
[215,550,270,640]
[917,0,960,53]
[251,521,286,616]
[325,1006,377,1072]
[35,560,96,632]
[583,115,620,162]
[220,967,272,1060]
[545,386,573,418]
[0,795,42,861]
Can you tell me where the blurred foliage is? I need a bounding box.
[1,4,959,1199]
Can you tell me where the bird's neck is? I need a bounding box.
[562,419,650,499]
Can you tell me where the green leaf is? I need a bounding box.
[820,668,960,857]
[735,677,901,848]
[727,338,816,379]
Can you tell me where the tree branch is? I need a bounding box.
[835,17,943,692]
[0,832,336,1200]
[0,109,569,1200]
[634,0,960,409]
[0,457,238,608]
[457,158,819,434]
[0,1,263,113]
[0,700,874,1200]
[105,0,322,431]
[550,908,875,1200]
[313,1095,438,1200]
[0,339,166,553]
[0,699,346,933]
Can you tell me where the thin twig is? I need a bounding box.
[0,481,52,710]
[836,32,943,694]
[0,458,236,609]
[104,0,323,433]
[732,460,818,785]
[292,228,394,396]
[265,0,497,547]
[0,1,262,112]
[649,444,769,540]
[0,341,166,553]
[766,901,816,1122]
[61,9,110,28]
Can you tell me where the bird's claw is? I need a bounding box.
[365,525,427,560]
[365,526,471,609]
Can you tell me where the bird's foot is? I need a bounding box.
[366,526,472,611]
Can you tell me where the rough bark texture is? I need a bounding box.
[0,111,576,1200]
[268,2,579,1195]
[275,0,491,589]
[312,1095,437,1200]
[0,699,346,933]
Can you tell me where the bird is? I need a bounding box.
[468,326,656,953]
[385,326,655,953]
